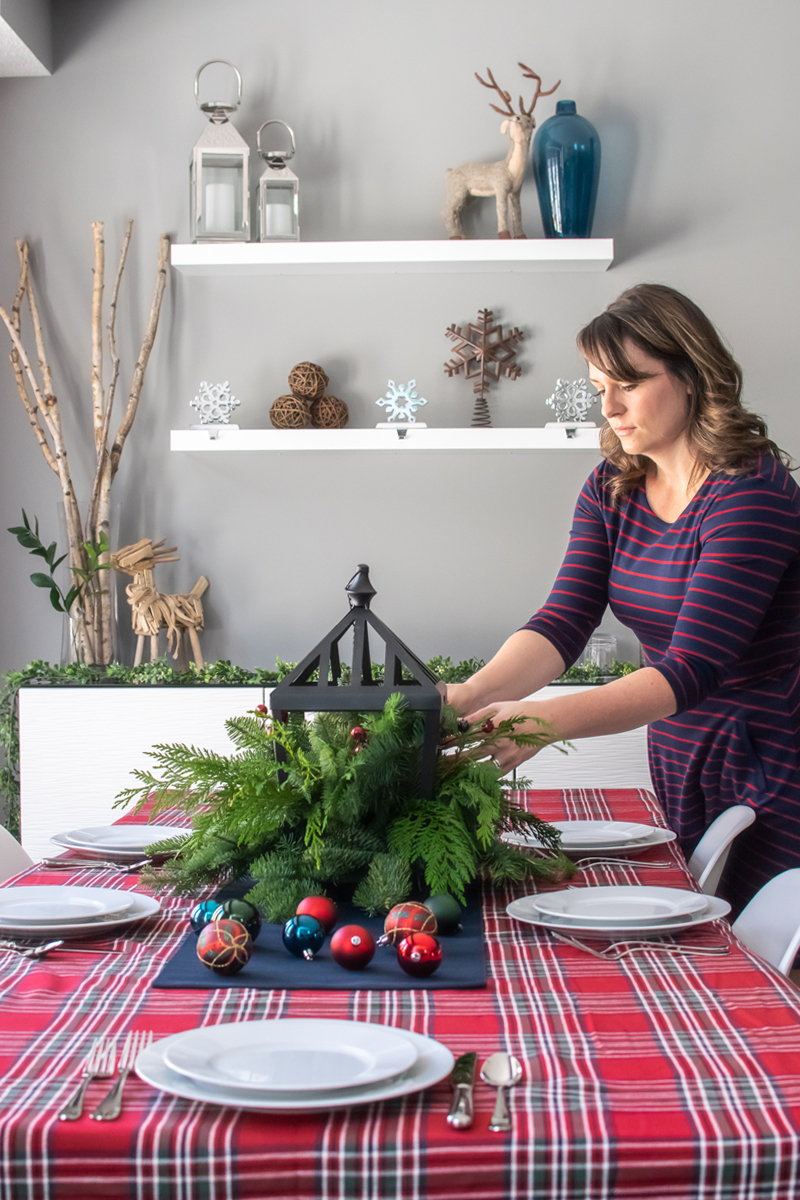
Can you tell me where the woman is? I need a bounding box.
[447,284,800,914]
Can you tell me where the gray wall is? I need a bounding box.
[0,0,797,675]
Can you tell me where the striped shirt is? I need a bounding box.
[523,454,800,912]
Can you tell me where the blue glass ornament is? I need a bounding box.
[282,913,326,960]
[212,898,262,942]
[189,899,221,935]
[531,100,601,239]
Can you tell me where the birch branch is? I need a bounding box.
[91,221,105,452]
[109,232,169,480]
[18,240,55,401]
[86,221,133,535]
[5,244,58,473]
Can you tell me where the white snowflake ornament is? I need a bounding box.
[191,380,240,425]
[545,379,598,423]
[376,380,428,423]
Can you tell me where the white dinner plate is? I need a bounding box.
[164,1018,419,1093]
[503,822,677,855]
[137,1025,454,1112]
[506,892,730,937]
[0,891,161,937]
[51,824,189,861]
[532,886,708,925]
[0,885,135,926]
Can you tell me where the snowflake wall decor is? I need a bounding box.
[191,380,240,425]
[376,380,428,423]
[443,308,523,427]
[545,379,598,423]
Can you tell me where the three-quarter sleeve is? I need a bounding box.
[522,467,612,668]
[647,466,800,712]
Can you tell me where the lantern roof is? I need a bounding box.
[269,564,443,716]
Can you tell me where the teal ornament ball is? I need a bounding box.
[423,894,462,934]
[283,914,326,960]
[189,899,220,935]
[212,898,262,942]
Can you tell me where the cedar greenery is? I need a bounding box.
[116,693,575,921]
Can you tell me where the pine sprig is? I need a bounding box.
[119,696,571,917]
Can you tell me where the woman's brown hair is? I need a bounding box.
[576,283,791,504]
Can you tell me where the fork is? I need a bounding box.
[91,1030,152,1120]
[59,1037,116,1120]
[549,930,731,960]
[41,859,149,873]
[0,938,64,959]
[574,857,674,870]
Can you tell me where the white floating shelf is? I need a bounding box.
[170,426,602,452]
[170,238,613,276]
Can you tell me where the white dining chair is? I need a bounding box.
[688,805,756,895]
[731,869,800,976]
[0,825,33,883]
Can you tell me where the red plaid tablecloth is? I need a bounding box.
[1,788,800,1200]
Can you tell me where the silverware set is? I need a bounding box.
[447,1050,523,1132]
[40,858,150,873]
[59,1030,153,1121]
[0,937,64,959]
[549,930,731,960]
[575,857,674,871]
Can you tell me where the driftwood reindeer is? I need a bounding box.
[444,63,560,239]
[112,539,209,670]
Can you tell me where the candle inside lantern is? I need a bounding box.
[204,182,236,232]
[263,202,294,237]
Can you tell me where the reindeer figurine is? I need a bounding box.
[111,538,209,670]
[444,63,560,240]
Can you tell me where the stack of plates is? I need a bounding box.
[135,1018,455,1111]
[50,824,189,863]
[504,819,677,855]
[507,884,730,937]
[0,884,160,938]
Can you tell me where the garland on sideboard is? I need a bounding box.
[0,655,636,839]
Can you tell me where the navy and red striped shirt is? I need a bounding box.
[524,454,800,912]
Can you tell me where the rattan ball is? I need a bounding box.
[270,394,311,429]
[310,395,349,429]
[288,361,329,400]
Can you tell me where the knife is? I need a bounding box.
[446,1052,477,1129]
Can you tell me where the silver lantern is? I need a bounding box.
[191,60,250,243]
[256,120,299,241]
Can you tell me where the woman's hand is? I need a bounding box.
[465,701,560,774]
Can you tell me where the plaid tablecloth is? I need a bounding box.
[1,788,800,1200]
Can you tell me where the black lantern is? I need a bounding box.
[269,565,443,797]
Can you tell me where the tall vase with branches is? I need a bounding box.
[0,222,169,664]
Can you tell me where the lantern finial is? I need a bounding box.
[346,564,376,609]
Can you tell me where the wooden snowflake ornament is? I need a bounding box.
[443,309,524,426]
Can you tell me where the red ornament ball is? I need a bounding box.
[296,895,338,934]
[196,919,253,976]
[481,718,495,733]
[330,924,376,970]
[397,932,442,978]
[380,902,438,946]
[350,726,368,745]
[255,704,268,715]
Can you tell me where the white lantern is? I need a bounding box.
[257,120,300,242]
[190,60,250,243]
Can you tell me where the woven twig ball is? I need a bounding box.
[310,395,349,429]
[288,361,329,400]
[270,394,312,429]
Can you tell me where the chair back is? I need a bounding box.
[688,805,755,895]
[0,824,33,883]
[732,869,800,975]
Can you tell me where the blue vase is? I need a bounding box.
[532,100,601,238]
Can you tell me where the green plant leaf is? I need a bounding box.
[49,588,64,613]
[30,572,54,588]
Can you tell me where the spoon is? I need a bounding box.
[480,1052,523,1132]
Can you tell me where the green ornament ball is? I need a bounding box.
[423,893,462,933]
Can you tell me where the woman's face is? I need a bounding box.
[588,340,692,462]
